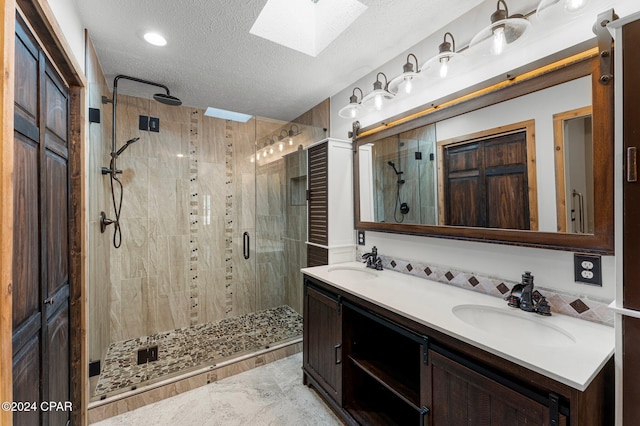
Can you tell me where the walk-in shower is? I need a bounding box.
[99,75,182,248]
[86,57,326,409]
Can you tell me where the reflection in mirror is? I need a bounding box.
[359,124,437,224]
[359,75,594,234]
[554,107,593,234]
[437,121,536,230]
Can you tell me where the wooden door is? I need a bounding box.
[303,282,342,403]
[12,15,70,426]
[444,132,529,230]
[427,350,566,425]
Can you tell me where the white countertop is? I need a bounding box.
[301,262,614,391]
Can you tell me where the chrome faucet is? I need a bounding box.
[361,246,383,270]
[507,271,551,316]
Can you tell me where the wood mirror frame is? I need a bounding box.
[353,43,614,254]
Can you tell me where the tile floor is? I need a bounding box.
[95,306,303,397]
[91,352,342,426]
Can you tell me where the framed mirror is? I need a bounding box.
[354,48,614,254]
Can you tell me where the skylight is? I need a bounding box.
[204,107,253,123]
[249,0,367,57]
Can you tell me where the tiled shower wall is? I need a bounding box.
[106,95,258,344]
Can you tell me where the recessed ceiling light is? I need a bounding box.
[144,32,167,47]
[204,107,252,123]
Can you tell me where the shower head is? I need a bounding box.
[153,93,182,106]
[115,137,140,157]
[387,160,402,176]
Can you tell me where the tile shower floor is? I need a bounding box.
[94,305,303,397]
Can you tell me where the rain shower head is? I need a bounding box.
[153,93,182,106]
[115,137,140,157]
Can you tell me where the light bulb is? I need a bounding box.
[491,26,506,56]
[350,108,357,118]
[374,93,384,110]
[256,153,260,161]
[279,143,283,152]
[439,57,449,79]
[565,0,586,12]
[403,77,413,94]
[250,157,254,163]
[269,147,273,154]
[263,151,267,158]
[289,138,293,145]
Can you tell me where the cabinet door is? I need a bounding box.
[303,284,342,403]
[426,350,566,426]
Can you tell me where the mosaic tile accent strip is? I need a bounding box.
[356,248,613,326]
[224,123,234,315]
[94,305,302,397]
[189,109,200,326]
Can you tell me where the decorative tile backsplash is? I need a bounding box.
[356,248,613,326]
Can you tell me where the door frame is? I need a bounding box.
[0,0,86,424]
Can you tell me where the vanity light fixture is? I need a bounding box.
[469,0,531,56]
[536,0,591,20]
[338,87,364,119]
[361,72,394,112]
[288,124,300,145]
[421,32,458,79]
[389,54,422,95]
[143,32,167,47]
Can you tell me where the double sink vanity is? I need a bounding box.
[301,262,614,425]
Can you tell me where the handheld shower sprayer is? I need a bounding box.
[115,137,140,157]
[387,159,409,222]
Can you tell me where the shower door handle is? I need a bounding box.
[243,232,250,259]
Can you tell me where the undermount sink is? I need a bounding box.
[326,265,378,281]
[452,304,576,347]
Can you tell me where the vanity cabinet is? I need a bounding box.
[427,350,567,425]
[302,275,612,426]
[303,282,342,404]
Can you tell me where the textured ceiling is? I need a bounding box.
[75,0,485,121]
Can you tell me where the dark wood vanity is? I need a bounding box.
[303,275,613,425]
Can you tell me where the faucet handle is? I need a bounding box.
[536,297,552,316]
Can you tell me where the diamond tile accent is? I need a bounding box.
[570,299,590,314]
[353,247,613,326]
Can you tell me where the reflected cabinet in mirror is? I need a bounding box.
[354,50,613,253]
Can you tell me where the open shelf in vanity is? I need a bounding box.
[342,300,428,425]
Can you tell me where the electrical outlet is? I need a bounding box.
[357,230,365,246]
[574,254,602,286]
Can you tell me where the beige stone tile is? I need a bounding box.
[157,291,190,332]
[120,278,145,340]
